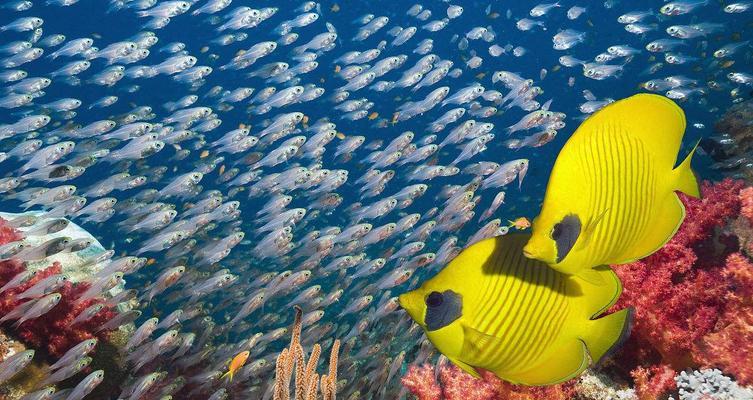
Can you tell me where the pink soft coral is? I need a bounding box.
[402,364,442,400]
[0,218,117,358]
[440,367,498,400]
[401,363,576,400]
[740,187,753,223]
[631,364,677,400]
[612,179,753,388]
[693,252,753,385]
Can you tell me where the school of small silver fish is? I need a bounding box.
[0,0,749,398]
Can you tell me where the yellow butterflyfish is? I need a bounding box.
[399,234,632,385]
[523,93,700,283]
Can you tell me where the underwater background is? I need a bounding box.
[0,0,751,399]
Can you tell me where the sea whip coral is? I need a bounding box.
[0,218,117,358]
[273,306,340,400]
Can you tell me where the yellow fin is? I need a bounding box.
[577,209,610,250]
[460,324,505,374]
[575,267,606,286]
[221,370,232,382]
[573,265,623,318]
[673,140,700,198]
[507,339,589,385]
[583,307,633,364]
[619,192,686,264]
[448,356,481,378]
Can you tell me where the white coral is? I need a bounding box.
[671,369,753,400]
[576,369,637,400]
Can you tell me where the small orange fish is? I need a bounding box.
[222,350,250,381]
[336,132,345,140]
[334,65,341,73]
[199,150,209,159]
[368,112,379,120]
[508,217,531,230]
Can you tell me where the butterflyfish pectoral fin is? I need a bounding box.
[447,356,482,379]
[575,267,606,286]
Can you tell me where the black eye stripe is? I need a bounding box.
[424,290,462,331]
[426,291,443,307]
[554,214,581,263]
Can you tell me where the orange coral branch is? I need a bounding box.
[273,308,340,400]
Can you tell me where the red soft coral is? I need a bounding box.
[402,363,442,400]
[0,218,22,244]
[401,363,576,400]
[693,252,753,385]
[611,179,753,386]
[440,366,498,400]
[740,187,753,224]
[631,364,677,400]
[493,379,576,400]
[612,180,743,368]
[0,218,117,358]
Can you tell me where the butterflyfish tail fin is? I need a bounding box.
[583,307,633,364]
[673,139,700,198]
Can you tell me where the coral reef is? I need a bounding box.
[0,212,110,283]
[574,370,635,400]
[704,99,753,180]
[401,364,442,400]
[273,306,340,400]
[0,217,117,358]
[631,364,677,400]
[693,253,753,386]
[401,362,576,400]
[401,180,753,399]
[0,262,118,359]
[740,187,753,222]
[670,369,753,400]
[610,179,753,393]
[0,328,50,400]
